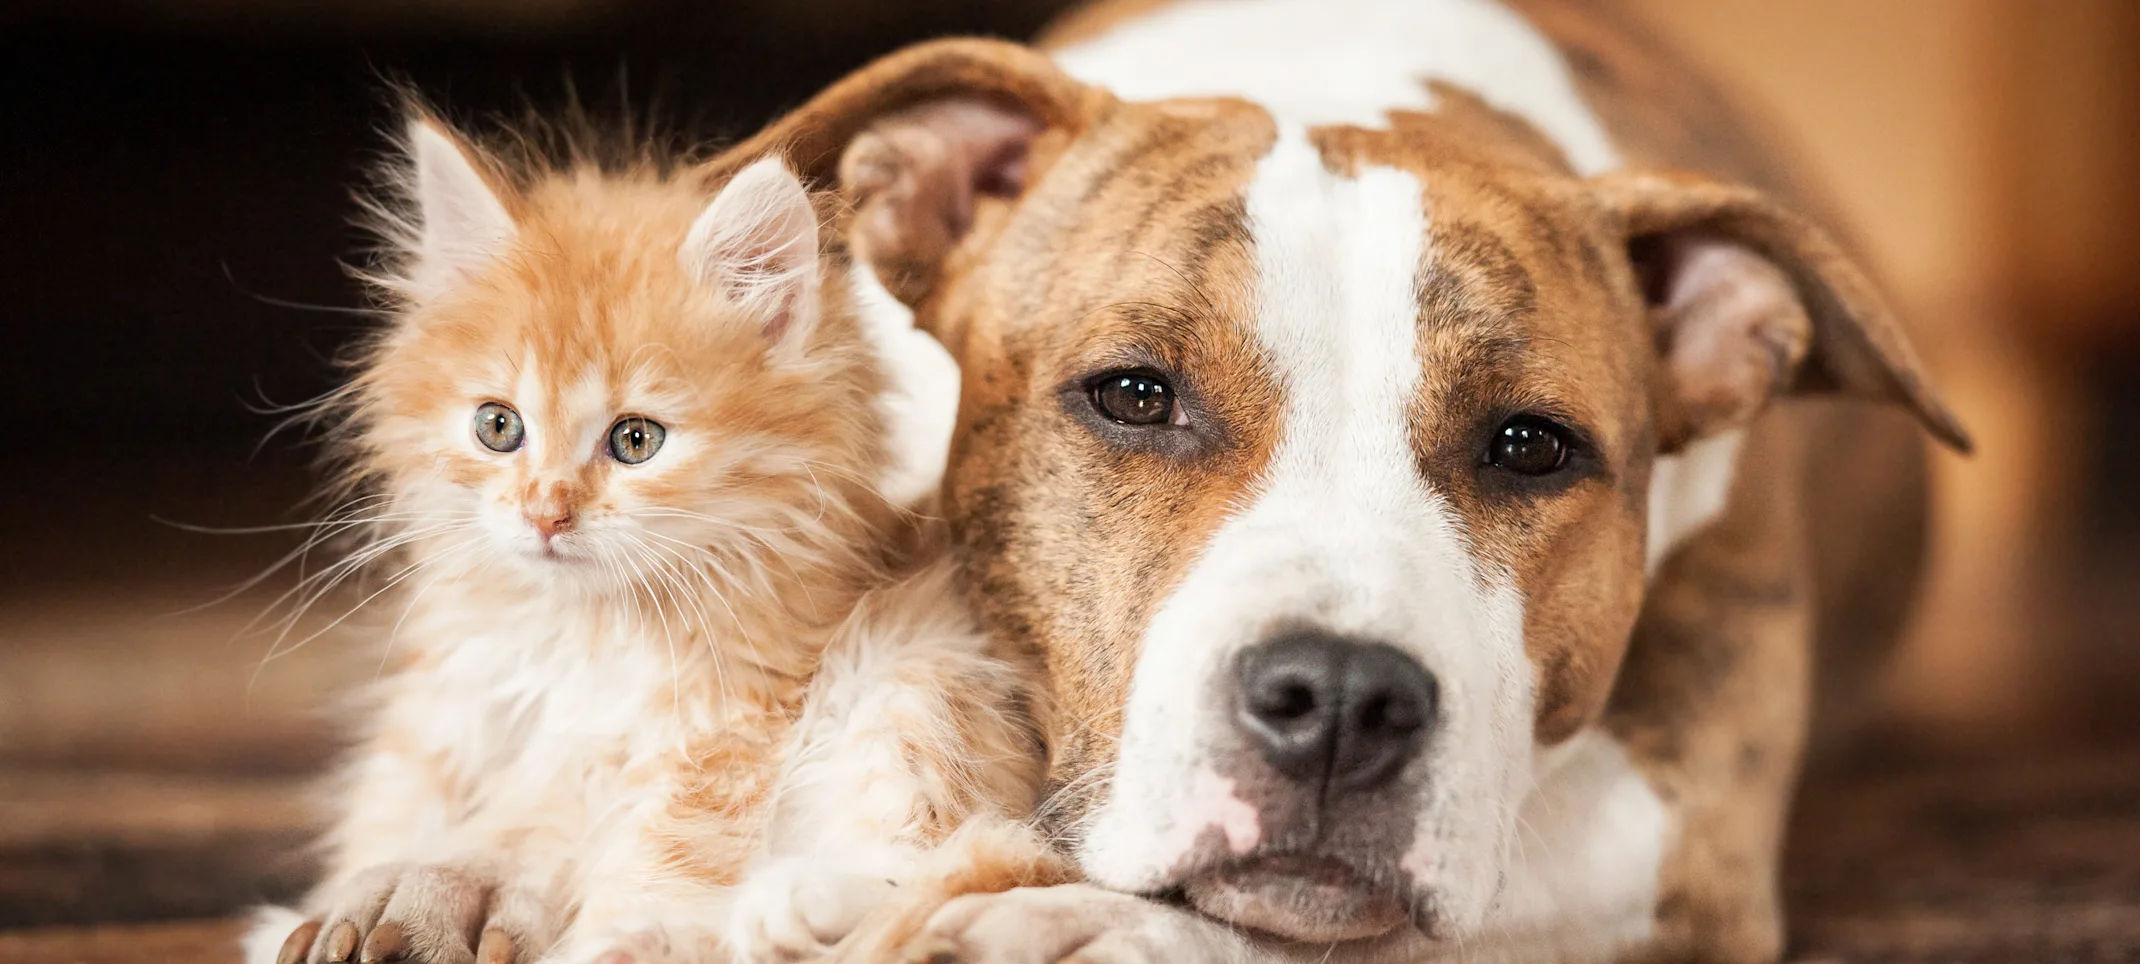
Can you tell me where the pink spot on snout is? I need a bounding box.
[1158,768,1263,862]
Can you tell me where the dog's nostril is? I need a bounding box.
[1355,687,1426,736]
[1253,680,1319,721]
[1331,644,1437,791]
[1235,639,1343,784]
[1358,694,1391,732]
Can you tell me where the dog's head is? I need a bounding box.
[723,38,1969,943]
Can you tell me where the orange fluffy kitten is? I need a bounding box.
[242,114,1040,964]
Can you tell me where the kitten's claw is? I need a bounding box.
[362,921,410,962]
[280,920,324,964]
[476,927,518,964]
[326,920,361,963]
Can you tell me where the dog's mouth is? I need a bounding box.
[1176,853,1413,942]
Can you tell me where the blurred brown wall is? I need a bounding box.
[1619,0,2140,750]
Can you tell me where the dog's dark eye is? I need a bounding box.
[1089,370,1177,426]
[607,417,666,465]
[1487,416,1571,476]
[474,402,524,453]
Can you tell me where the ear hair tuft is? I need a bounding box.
[357,112,518,304]
[682,156,824,345]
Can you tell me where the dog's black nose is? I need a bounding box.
[1234,631,1437,792]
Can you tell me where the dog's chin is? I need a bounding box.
[1180,855,1409,943]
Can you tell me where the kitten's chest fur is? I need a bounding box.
[373,576,815,848]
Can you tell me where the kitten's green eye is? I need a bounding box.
[607,417,666,465]
[474,402,524,453]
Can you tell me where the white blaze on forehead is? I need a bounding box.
[1052,0,1622,175]
[1078,128,1535,932]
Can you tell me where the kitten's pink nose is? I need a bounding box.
[525,508,574,540]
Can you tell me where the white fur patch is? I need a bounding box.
[1432,729,1670,964]
[848,262,960,509]
[1052,0,1621,175]
[1644,429,1744,575]
[1076,127,1534,934]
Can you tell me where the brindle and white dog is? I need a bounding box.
[715,0,1971,960]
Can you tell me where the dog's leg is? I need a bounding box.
[728,561,1049,961]
[1608,439,1813,964]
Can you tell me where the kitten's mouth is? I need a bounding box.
[527,539,585,564]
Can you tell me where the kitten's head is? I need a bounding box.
[338,116,884,606]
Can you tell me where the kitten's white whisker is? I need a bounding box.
[183,505,470,619]
[617,535,739,712]
[378,534,492,679]
[235,520,470,639]
[246,525,482,690]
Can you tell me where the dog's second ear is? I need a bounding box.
[1591,170,1972,453]
[839,99,1046,305]
[706,39,1104,309]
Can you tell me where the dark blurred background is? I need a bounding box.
[2,1,2136,961]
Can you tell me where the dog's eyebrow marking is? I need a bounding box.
[1113,153,1251,260]
[1061,302,1218,378]
[1131,249,1228,323]
[1074,121,1183,209]
[1426,327,1535,398]
[1422,220,1538,322]
[1177,197,1250,278]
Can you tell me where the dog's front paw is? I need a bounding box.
[727,856,901,962]
[273,863,547,964]
[895,885,1251,964]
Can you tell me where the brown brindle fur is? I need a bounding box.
[933,97,1287,815]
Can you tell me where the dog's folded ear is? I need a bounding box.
[706,39,1106,308]
[1590,169,1972,454]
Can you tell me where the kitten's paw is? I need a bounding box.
[891,885,1250,964]
[281,864,546,964]
[727,856,901,962]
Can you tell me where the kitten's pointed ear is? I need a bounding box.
[682,157,821,345]
[404,118,516,298]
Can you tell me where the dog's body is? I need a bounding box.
[714,1,1966,961]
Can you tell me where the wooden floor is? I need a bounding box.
[6,748,2140,963]
[4,460,2139,962]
